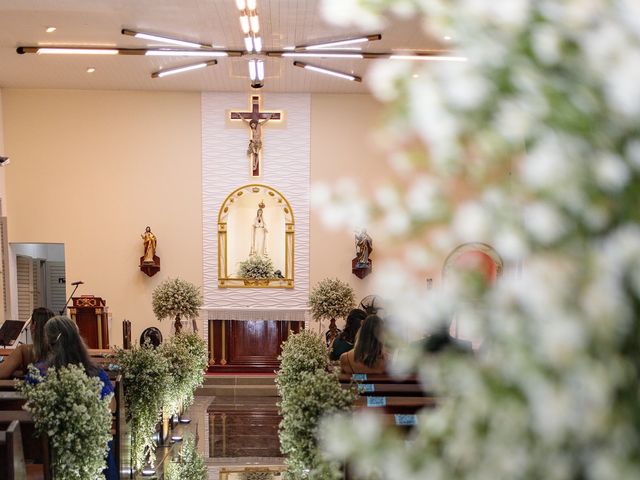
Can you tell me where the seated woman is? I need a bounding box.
[330,309,366,361]
[0,307,54,379]
[38,316,117,480]
[340,315,386,374]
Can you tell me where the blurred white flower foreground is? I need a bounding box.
[316,0,640,479]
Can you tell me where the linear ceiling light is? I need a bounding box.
[389,54,467,62]
[145,50,229,57]
[122,29,207,48]
[250,15,260,33]
[280,52,364,59]
[240,15,250,34]
[152,60,217,78]
[254,36,263,53]
[248,59,265,81]
[298,34,381,50]
[235,0,246,9]
[293,61,362,82]
[34,47,119,55]
[247,0,257,10]
[257,59,265,80]
[244,36,254,53]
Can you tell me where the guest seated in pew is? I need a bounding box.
[340,314,387,374]
[329,308,367,361]
[31,316,118,480]
[421,318,473,354]
[0,307,54,379]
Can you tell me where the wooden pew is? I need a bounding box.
[0,398,51,480]
[338,373,420,384]
[0,375,131,480]
[0,420,27,480]
[353,396,435,414]
[346,382,429,397]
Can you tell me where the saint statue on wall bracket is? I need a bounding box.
[140,226,160,277]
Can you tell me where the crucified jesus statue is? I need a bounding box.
[242,114,273,174]
[229,95,282,177]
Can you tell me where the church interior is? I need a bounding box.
[1,0,639,479]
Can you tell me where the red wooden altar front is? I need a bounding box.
[207,319,304,373]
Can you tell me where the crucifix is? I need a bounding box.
[229,95,282,177]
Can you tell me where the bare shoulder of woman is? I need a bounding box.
[0,345,29,379]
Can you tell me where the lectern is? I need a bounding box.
[68,295,110,349]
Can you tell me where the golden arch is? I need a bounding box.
[217,184,294,288]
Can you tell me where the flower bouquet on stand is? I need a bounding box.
[152,277,203,334]
[309,278,355,346]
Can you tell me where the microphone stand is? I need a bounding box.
[60,283,82,316]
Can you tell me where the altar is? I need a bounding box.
[201,93,311,373]
[203,308,307,373]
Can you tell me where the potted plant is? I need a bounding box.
[309,278,355,345]
[152,277,203,334]
[237,255,275,286]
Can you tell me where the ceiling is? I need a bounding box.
[0,0,440,93]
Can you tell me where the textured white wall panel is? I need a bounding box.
[202,93,310,310]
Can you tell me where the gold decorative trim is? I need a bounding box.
[208,320,215,365]
[220,321,227,365]
[217,184,295,289]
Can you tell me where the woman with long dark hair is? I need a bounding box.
[42,315,113,397]
[0,307,54,379]
[329,309,367,361]
[340,314,386,374]
[38,316,117,480]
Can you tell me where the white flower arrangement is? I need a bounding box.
[116,344,171,470]
[152,277,202,321]
[161,332,208,417]
[238,255,275,279]
[316,0,640,478]
[165,436,207,480]
[276,331,355,479]
[19,365,112,480]
[309,278,355,321]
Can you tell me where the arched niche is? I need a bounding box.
[218,184,294,288]
[442,242,503,282]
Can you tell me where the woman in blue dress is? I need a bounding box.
[36,316,117,480]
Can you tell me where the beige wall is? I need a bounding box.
[2,90,391,344]
[310,95,394,314]
[3,90,202,345]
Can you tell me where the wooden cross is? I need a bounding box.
[229,95,282,177]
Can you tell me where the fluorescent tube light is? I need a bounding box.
[299,34,381,50]
[130,32,204,49]
[283,52,363,59]
[293,61,362,82]
[257,59,264,80]
[247,0,257,10]
[152,60,216,78]
[389,54,467,62]
[244,36,254,52]
[152,61,215,78]
[145,50,228,57]
[250,15,260,33]
[240,15,250,34]
[254,36,262,53]
[36,48,119,55]
[248,59,257,80]
[235,0,246,9]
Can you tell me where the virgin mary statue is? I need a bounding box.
[250,201,268,257]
